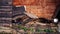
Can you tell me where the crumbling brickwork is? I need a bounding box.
[13,0,58,19]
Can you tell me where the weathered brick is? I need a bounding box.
[13,0,59,19]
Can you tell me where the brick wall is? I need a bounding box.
[25,0,56,19]
[13,0,59,20]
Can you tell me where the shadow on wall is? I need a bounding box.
[56,0,60,5]
[55,6,60,22]
[53,0,60,22]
